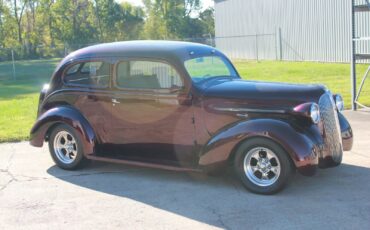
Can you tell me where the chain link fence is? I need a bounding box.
[0,36,369,109]
[0,35,279,81]
[1,36,369,142]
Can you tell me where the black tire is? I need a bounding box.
[322,154,342,168]
[331,156,342,167]
[233,138,294,195]
[48,124,88,170]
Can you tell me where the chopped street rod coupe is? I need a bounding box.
[30,41,353,194]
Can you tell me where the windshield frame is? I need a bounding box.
[184,54,239,84]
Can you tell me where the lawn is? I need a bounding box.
[0,59,61,142]
[0,59,369,142]
[235,61,370,107]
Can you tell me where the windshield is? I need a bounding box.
[184,56,238,83]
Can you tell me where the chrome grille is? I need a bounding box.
[318,92,343,161]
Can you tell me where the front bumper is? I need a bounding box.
[297,112,353,175]
[318,112,353,168]
[339,112,353,151]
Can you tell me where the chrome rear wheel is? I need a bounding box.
[53,130,78,164]
[49,124,88,170]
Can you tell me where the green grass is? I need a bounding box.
[234,60,370,108]
[0,59,61,142]
[0,59,369,142]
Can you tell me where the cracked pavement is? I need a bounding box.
[1,111,370,230]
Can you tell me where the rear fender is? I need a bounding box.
[199,119,320,174]
[30,106,96,155]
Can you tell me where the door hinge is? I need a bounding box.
[191,116,195,124]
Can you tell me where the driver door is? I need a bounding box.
[107,59,196,166]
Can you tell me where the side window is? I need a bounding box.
[66,63,80,75]
[64,61,110,88]
[116,60,183,89]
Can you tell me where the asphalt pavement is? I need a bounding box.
[0,111,369,230]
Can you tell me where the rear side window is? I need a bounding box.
[64,61,110,88]
[116,60,183,89]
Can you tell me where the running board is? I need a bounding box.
[86,155,203,173]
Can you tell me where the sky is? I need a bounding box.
[116,0,214,10]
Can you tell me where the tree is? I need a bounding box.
[92,0,144,42]
[53,0,98,48]
[0,0,6,47]
[9,0,27,44]
[0,0,215,59]
[119,2,144,40]
[38,0,56,46]
[94,0,121,41]
[142,0,211,40]
[199,7,214,36]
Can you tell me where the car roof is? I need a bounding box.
[60,40,220,67]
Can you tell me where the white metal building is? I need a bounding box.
[214,0,370,62]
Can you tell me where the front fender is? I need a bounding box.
[29,106,96,155]
[199,119,321,175]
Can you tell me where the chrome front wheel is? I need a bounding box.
[234,138,293,194]
[243,147,281,187]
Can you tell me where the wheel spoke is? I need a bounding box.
[251,165,259,172]
[69,151,75,159]
[261,173,269,180]
[270,166,279,174]
[71,151,77,159]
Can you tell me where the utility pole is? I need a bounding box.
[11,49,16,80]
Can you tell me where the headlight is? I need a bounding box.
[334,94,344,112]
[310,103,321,124]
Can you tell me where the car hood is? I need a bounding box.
[199,78,327,107]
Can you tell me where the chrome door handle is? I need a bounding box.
[236,113,249,118]
[112,98,120,104]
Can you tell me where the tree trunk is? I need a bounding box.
[0,0,3,46]
[13,0,26,45]
[48,1,55,46]
[94,0,103,41]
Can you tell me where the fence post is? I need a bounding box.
[11,49,16,80]
[64,44,67,57]
[208,33,213,47]
[350,0,357,111]
[255,34,259,61]
[278,27,283,61]
[274,29,278,60]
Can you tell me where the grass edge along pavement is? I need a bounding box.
[0,59,369,142]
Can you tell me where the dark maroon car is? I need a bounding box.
[30,41,353,194]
